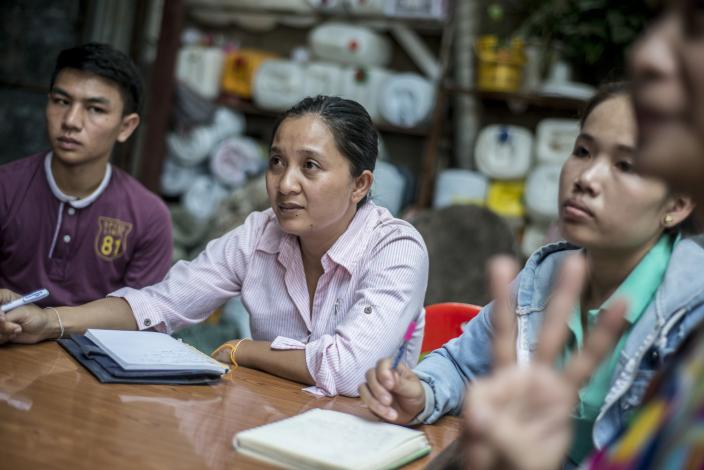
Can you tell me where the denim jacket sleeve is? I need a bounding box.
[673,297,704,352]
[411,301,496,424]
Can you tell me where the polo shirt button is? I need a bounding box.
[364,306,372,314]
[144,319,152,327]
[67,207,76,215]
[63,235,71,243]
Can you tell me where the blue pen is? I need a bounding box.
[392,321,418,369]
[1,289,50,313]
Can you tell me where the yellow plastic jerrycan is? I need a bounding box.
[221,49,279,99]
[475,35,525,93]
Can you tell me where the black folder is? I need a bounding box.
[58,334,222,385]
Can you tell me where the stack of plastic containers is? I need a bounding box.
[433,118,581,257]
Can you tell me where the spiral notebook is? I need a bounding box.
[233,409,431,470]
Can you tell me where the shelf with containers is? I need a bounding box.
[445,85,588,112]
[138,0,453,259]
[418,26,592,258]
[142,0,452,225]
[184,1,448,35]
[420,86,587,197]
[217,95,431,137]
[139,0,591,262]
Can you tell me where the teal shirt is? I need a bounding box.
[562,234,676,465]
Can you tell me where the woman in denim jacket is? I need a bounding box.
[360,83,703,466]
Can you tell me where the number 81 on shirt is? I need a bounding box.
[94,216,133,261]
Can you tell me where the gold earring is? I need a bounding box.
[664,214,674,226]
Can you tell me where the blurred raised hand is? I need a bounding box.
[461,255,626,470]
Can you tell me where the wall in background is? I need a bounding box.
[0,0,85,164]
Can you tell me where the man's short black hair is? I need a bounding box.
[50,43,144,115]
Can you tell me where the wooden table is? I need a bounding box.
[0,342,460,469]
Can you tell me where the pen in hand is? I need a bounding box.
[392,321,417,369]
[1,289,50,313]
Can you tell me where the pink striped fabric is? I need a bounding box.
[110,202,428,396]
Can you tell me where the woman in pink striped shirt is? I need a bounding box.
[0,96,429,396]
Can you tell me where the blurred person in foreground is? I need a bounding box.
[361,82,700,467]
[462,1,704,468]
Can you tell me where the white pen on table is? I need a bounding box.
[1,289,50,313]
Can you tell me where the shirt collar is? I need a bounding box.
[568,233,677,342]
[325,201,376,273]
[44,151,112,209]
[616,233,676,323]
[257,202,378,274]
[256,210,285,254]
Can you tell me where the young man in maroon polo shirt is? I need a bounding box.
[0,43,172,307]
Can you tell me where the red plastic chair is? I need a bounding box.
[421,303,482,356]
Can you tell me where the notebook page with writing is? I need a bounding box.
[85,329,228,374]
[233,409,431,470]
